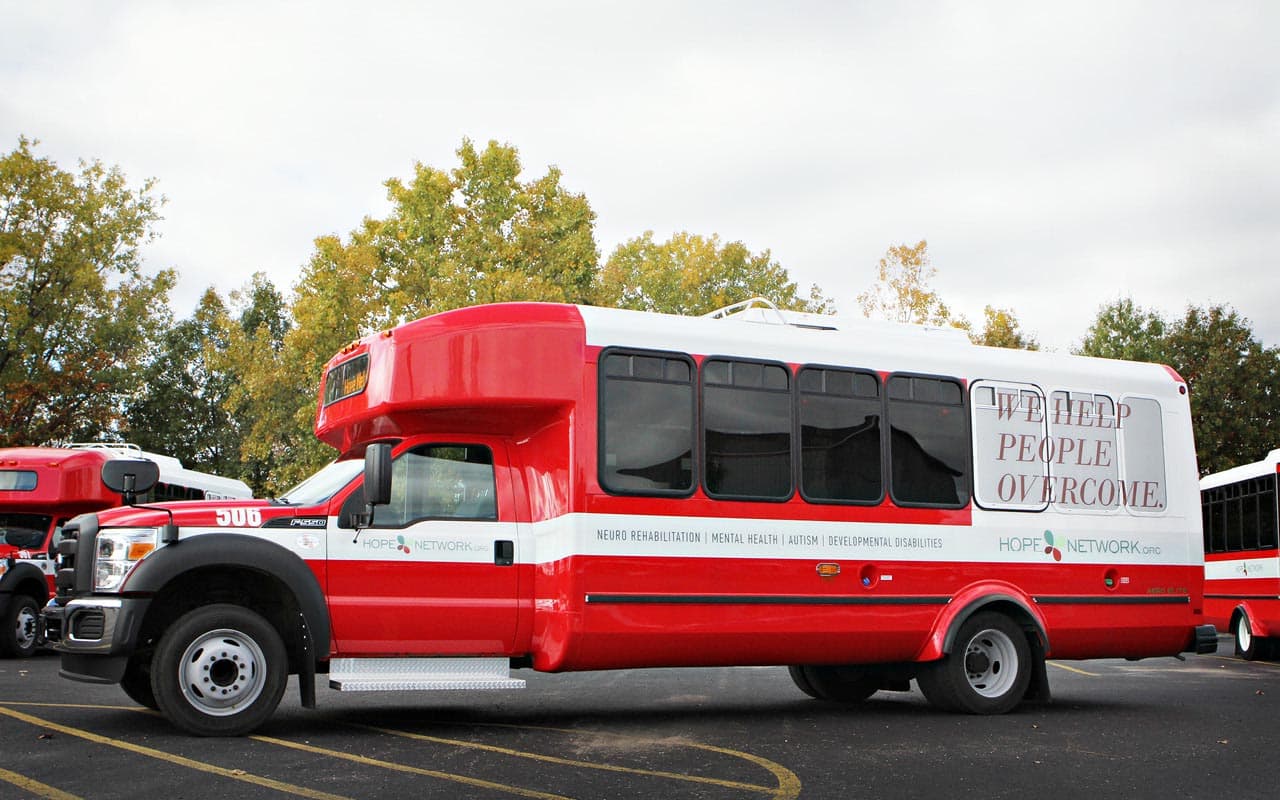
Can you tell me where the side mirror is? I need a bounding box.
[364,444,393,507]
[101,460,159,505]
[351,443,393,532]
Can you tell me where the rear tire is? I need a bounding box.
[0,595,40,658]
[151,604,287,736]
[788,665,880,703]
[1234,613,1258,661]
[917,612,1033,714]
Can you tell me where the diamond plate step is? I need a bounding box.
[328,657,526,692]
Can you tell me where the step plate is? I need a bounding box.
[328,657,526,693]
[330,676,527,692]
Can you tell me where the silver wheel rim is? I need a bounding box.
[962,627,1019,699]
[14,604,37,651]
[178,628,267,716]
[1238,617,1252,652]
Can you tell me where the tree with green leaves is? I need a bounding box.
[1164,305,1280,475]
[123,288,240,473]
[374,138,599,323]
[210,273,298,496]
[0,137,174,446]
[595,231,832,315]
[228,139,601,493]
[1078,298,1280,475]
[1075,297,1166,363]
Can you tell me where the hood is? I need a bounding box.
[0,542,40,560]
[94,499,328,530]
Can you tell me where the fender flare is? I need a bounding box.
[124,534,331,662]
[0,560,49,602]
[918,583,1050,662]
[1232,603,1269,638]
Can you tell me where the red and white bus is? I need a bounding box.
[1,443,250,657]
[44,301,1215,735]
[1201,449,1280,659]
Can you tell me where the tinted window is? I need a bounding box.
[0,513,51,549]
[600,351,696,495]
[1261,475,1279,550]
[1203,476,1279,554]
[888,375,969,507]
[0,470,37,491]
[703,359,792,499]
[798,367,881,503]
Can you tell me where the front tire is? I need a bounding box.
[120,657,159,709]
[917,612,1033,714]
[0,595,40,658]
[151,604,287,736]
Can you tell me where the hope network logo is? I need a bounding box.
[1042,530,1063,561]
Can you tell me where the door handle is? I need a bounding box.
[494,540,514,566]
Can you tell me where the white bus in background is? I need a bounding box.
[1202,450,1280,659]
[0,443,251,657]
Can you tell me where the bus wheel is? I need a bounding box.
[120,657,158,709]
[788,665,880,702]
[0,595,40,658]
[917,612,1033,714]
[1234,614,1258,660]
[151,604,287,736]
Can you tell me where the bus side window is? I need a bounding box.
[971,381,1048,512]
[797,367,882,504]
[1118,396,1166,513]
[702,358,793,501]
[599,350,696,496]
[1260,475,1279,549]
[887,375,969,508]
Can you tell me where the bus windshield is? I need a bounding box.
[276,460,365,506]
[0,513,52,549]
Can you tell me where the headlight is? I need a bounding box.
[95,528,159,591]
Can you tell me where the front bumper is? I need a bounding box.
[41,595,151,684]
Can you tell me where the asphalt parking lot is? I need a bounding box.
[1,639,1276,799]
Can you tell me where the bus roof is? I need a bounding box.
[1200,449,1280,490]
[315,302,1190,451]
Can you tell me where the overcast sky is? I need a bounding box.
[2,1,1276,351]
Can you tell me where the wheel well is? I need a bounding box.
[3,576,48,606]
[947,598,1046,654]
[1229,607,1246,629]
[137,567,309,675]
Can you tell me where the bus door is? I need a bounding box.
[326,439,521,655]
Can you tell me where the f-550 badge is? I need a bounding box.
[214,508,263,527]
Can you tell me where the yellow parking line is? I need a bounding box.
[1,700,801,799]
[360,723,786,796]
[1207,655,1280,669]
[0,767,81,800]
[1048,662,1101,677]
[0,706,349,800]
[253,734,572,800]
[417,721,802,800]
